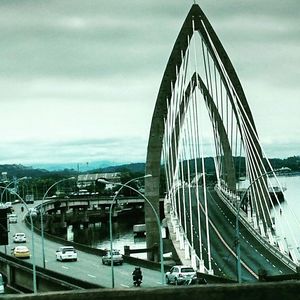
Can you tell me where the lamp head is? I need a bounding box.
[98,179,109,184]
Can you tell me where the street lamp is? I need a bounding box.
[99,174,165,288]
[0,177,28,203]
[0,187,37,293]
[40,177,76,268]
[235,167,290,283]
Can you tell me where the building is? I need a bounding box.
[77,172,121,190]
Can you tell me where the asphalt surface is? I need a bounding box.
[1,202,164,289]
[177,186,294,281]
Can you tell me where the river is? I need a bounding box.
[67,175,300,259]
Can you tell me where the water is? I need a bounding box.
[270,175,300,252]
[68,212,147,259]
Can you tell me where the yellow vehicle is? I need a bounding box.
[12,246,30,259]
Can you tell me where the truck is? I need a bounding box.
[25,194,34,204]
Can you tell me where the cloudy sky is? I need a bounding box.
[0,0,299,168]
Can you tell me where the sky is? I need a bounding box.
[0,0,299,169]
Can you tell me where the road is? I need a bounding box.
[177,186,294,281]
[0,202,164,289]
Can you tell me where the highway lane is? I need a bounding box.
[1,202,163,289]
[208,189,294,276]
[176,186,294,281]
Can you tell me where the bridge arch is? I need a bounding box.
[144,4,270,261]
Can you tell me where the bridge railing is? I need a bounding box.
[215,185,298,272]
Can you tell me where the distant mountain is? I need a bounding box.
[91,162,146,174]
[0,164,50,179]
[0,161,146,179]
[28,160,118,172]
[1,155,299,180]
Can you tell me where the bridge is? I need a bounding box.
[144,3,300,282]
[0,3,299,299]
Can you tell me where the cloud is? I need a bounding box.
[0,0,299,165]
[0,137,147,165]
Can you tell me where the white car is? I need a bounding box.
[0,273,4,294]
[8,214,17,223]
[56,246,78,262]
[29,208,37,216]
[165,265,197,285]
[13,233,26,243]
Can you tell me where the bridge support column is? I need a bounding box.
[253,212,258,230]
[276,236,286,254]
[179,232,184,250]
[184,241,190,259]
[191,249,197,270]
[171,213,177,234]
[175,224,180,241]
[247,205,252,223]
[199,259,205,273]
[259,220,266,237]
[267,228,275,245]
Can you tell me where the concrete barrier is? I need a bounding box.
[2,281,300,300]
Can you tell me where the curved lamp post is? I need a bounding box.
[40,177,76,268]
[0,187,37,293]
[99,174,165,288]
[0,177,28,203]
[236,167,291,283]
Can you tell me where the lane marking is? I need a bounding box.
[62,266,69,270]
[88,274,96,278]
[120,284,130,288]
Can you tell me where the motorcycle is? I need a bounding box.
[132,267,143,287]
[133,276,142,287]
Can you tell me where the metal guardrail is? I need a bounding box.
[0,251,102,292]
[215,186,298,272]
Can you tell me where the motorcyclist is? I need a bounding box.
[132,267,143,284]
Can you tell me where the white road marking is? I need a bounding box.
[62,266,69,270]
[87,274,96,278]
[120,284,130,288]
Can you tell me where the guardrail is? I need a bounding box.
[0,252,102,293]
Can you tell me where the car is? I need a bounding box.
[29,208,38,216]
[56,246,77,262]
[4,202,12,209]
[0,273,5,294]
[102,249,123,265]
[165,265,197,285]
[11,246,30,259]
[8,213,17,223]
[13,233,26,243]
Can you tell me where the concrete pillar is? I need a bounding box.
[208,268,214,275]
[184,241,190,259]
[267,228,275,245]
[199,259,205,273]
[179,232,184,250]
[253,212,258,230]
[259,220,266,237]
[171,215,177,234]
[276,236,286,254]
[247,204,252,223]
[191,249,197,270]
[175,224,180,241]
